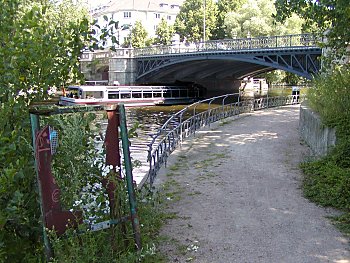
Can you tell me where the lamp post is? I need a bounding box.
[203,0,206,43]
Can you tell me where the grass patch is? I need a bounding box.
[193,152,228,169]
[188,191,202,196]
[169,163,181,172]
[301,127,350,233]
[219,120,233,126]
[49,188,172,262]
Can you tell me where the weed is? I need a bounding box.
[188,191,202,196]
[301,65,350,233]
[169,164,181,171]
[219,120,233,126]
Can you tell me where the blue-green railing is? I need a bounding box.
[134,34,317,57]
[144,94,304,187]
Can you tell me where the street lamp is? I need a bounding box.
[203,0,206,43]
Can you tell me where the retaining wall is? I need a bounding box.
[299,103,336,156]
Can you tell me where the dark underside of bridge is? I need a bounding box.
[135,59,274,95]
[135,48,321,95]
[137,59,274,84]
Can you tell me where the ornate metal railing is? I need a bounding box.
[143,94,304,187]
[134,34,318,57]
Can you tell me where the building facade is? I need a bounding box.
[91,0,184,47]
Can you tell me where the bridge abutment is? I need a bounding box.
[80,49,137,85]
[109,50,137,85]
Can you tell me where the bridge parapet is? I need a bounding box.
[134,34,318,57]
[80,48,134,62]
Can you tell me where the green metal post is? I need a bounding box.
[30,114,53,261]
[119,104,142,250]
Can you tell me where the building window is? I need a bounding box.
[155,13,160,19]
[167,15,171,20]
[124,12,131,18]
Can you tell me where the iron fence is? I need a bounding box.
[134,34,318,57]
[144,94,304,187]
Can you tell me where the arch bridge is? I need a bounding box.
[134,34,322,83]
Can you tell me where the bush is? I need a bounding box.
[302,65,350,232]
[307,66,350,127]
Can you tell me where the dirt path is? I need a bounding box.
[154,105,350,263]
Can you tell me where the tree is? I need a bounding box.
[174,0,218,42]
[154,18,175,45]
[212,0,245,39]
[274,0,350,58]
[0,0,97,260]
[224,0,304,38]
[127,21,148,48]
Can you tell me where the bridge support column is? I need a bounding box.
[109,49,137,85]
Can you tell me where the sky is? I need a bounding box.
[88,0,109,8]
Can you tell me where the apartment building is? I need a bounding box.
[91,0,184,47]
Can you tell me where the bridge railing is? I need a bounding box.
[134,34,318,57]
[143,94,304,187]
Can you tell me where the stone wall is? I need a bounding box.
[299,103,336,156]
[109,49,137,85]
[80,49,137,85]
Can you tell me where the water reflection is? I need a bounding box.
[98,105,186,185]
[125,105,187,184]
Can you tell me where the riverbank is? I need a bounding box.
[154,105,350,262]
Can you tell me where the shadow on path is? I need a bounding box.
[155,105,350,263]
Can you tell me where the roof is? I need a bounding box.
[92,0,184,14]
[69,86,107,92]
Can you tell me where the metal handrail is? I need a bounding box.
[143,94,304,187]
[134,34,318,57]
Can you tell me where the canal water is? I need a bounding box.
[98,105,186,185]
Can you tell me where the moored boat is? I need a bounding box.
[59,85,203,107]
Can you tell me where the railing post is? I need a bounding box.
[179,112,184,145]
[30,114,54,261]
[119,104,142,250]
[275,36,278,48]
[208,98,214,127]
[193,105,198,135]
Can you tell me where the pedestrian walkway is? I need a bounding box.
[156,105,350,263]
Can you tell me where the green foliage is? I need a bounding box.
[32,112,168,262]
[274,0,350,59]
[174,0,218,42]
[224,0,305,38]
[260,70,306,85]
[302,159,350,209]
[0,0,120,260]
[212,0,244,39]
[47,113,106,214]
[0,0,94,260]
[128,21,149,48]
[301,65,350,232]
[307,66,350,127]
[49,182,169,262]
[154,18,175,45]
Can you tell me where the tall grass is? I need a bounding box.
[307,66,350,127]
[302,65,350,233]
[44,112,167,262]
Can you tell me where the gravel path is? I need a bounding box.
[154,105,350,263]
